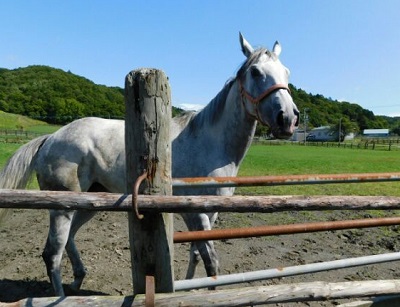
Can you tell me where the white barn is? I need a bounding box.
[363,129,389,138]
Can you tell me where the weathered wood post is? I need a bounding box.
[124,68,174,295]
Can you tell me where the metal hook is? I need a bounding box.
[132,170,148,220]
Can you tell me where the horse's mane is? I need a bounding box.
[174,79,235,134]
[175,48,273,134]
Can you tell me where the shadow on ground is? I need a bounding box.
[0,279,108,302]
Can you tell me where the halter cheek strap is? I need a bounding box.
[239,79,291,125]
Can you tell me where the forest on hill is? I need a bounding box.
[0,65,399,135]
[289,85,400,136]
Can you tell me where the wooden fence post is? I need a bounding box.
[124,68,174,294]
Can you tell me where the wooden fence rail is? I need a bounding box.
[3,280,400,307]
[0,129,47,144]
[2,189,400,213]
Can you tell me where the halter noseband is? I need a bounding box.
[239,79,291,125]
[239,79,291,104]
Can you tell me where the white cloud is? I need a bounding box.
[386,111,400,117]
[5,54,19,64]
[178,103,205,111]
[337,97,358,104]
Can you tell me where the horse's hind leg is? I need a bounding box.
[66,210,96,292]
[182,213,219,280]
[42,210,75,296]
[185,243,201,279]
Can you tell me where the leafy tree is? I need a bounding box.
[329,118,358,141]
[392,125,400,136]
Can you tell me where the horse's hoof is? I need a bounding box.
[68,281,82,294]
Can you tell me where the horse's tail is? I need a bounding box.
[0,135,50,224]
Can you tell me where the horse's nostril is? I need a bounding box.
[277,111,284,127]
[294,109,300,126]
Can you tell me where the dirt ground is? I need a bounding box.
[1,207,400,306]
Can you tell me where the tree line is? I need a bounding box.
[0,65,398,135]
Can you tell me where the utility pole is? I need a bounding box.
[303,108,309,145]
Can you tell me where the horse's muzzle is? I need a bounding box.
[275,108,299,139]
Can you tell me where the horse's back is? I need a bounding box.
[35,115,237,195]
[36,117,126,193]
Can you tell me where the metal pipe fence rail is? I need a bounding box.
[174,251,400,291]
[172,172,400,189]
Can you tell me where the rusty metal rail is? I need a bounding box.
[172,172,400,188]
[171,172,400,242]
[173,216,400,243]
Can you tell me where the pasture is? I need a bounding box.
[1,141,399,195]
[237,144,400,196]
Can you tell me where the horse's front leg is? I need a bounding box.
[42,210,75,296]
[65,210,96,292]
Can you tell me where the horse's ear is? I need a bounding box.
[239,32,253,58]
[272,41,282,57]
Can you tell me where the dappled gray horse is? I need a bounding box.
[0,33,299,296]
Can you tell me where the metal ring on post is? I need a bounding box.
[132,170,148,220]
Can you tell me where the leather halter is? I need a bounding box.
[239,79,291,125]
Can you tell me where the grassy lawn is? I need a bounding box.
[26,124,60,134]
[1,142,399,196]
[237,144,400,196]
[0,143,21,168]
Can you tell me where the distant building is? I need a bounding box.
[290,129,308,142]
[306,126,337,142]
[363,129,389,138]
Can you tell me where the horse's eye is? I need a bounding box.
[250,67,262,78]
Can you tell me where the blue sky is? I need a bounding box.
[1,0,400,116]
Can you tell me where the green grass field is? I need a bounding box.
[0,143,21,166]
[237,144,400,196]
[1,141,399,196]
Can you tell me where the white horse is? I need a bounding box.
[0,33,299,296]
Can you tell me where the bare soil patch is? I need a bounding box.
[1,208,400,306]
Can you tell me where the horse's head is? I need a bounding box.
[238,33,299,139]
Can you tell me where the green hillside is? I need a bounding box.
[0,110,58,132]
[289,85,399,134]
[0,66,125,124]
[0,65,398,135]
[0,111,60,143]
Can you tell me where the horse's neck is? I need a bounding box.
[198,80,257,170]
[219,81,257,165]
